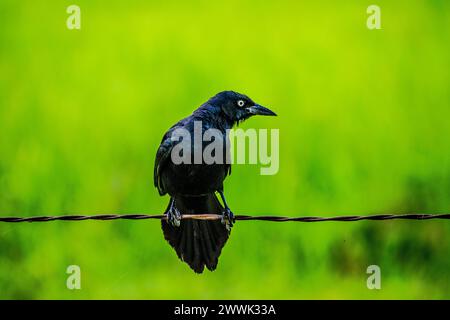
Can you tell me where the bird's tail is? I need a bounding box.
[161,194,229,273]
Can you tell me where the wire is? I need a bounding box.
[0,213,449,223]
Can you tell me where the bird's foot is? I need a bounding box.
[165,204,182,227]
[221,207,235,232]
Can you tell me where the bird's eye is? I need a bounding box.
[237,100,245,107]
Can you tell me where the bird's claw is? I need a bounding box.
[221,208,235,231]
[166,205,182,227]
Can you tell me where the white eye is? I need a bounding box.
[237,100,245,107]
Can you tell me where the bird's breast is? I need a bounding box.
[161,162,228,196]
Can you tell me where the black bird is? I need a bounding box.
[154,91,276,273]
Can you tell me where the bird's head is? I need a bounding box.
[209,91,277,124]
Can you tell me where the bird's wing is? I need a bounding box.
[154,135,175,196]
[154,118,189,195]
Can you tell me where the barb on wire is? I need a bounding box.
[0,213,449,223]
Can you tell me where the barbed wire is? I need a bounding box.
[0,213,449,223]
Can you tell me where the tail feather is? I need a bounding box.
[161,194,229,273]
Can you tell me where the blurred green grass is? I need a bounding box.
[0,0,449,299]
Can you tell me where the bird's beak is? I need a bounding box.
[246,104,277,116]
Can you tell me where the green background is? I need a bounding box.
[0,0,449,299]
